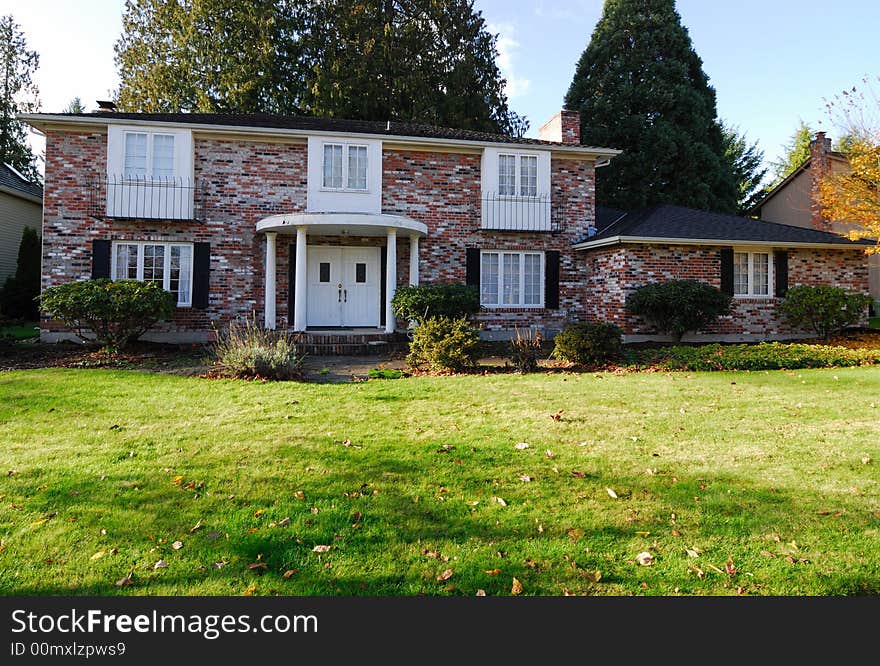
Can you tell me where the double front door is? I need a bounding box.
[307,246,381,327]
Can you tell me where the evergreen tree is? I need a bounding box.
[0,15,41,183]
[721,122,767,215]
[770,121,813,184]
[63,97,86,113]
[564,0,737,213]
[0,226,41,321]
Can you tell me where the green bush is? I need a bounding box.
[214,318,304,380]
[39,279,175,349]
[625,280,732,342]
[0,226,41,321]
[634,342,880,372]
[407,316,480,372]
[552,322,622,366]
[779,285,873,340]
[368,368,405,380]
[392,283,480,323]
[507,327,543,372]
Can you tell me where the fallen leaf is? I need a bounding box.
[115,574,134,587]
[29,518,48,527]
[282,569,297,579]
[211,561,227,569]
[636,552,654,566]
[519,475,533,482]
[685,548,700,558]
[760,550,775,558]
[475,589,486,596]
[294,490,305,500]
[172,475,184,485]
[243,585,257,596]
[585,570,602,583]
[514,442,530,450]
[342,439,352,447]
[545,450,555,458]
[485,569,501,575]
[571,471,586,478]
[437,568,454,581]
[153,559,168,570]
[725,558,737,576]
[206,531,222,541]
[90,551,105,560]
[278,516,291,527]
[247,562,268,572]
[312,545,331,553]
[172,541,183,550]
[606,487,618,499]
[862,455,872,465]
[254,509,265,518]
[492,496,507,506]
[511,577,523,595]
[189,519,203,533]
[550,409,564,421]
[567,528,585,541]
[351,511,362,524]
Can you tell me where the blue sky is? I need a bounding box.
[3,0,878,173]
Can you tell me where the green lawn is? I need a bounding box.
[0,321,38,341]
[870,317,880,329]
[1,367,878,596]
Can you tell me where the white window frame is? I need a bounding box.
[480,250,545,308]
[497,153,540,199]
[733,248,774,298]
[122,131,176,181]
[321,142,369,192]
[110,241,194,307]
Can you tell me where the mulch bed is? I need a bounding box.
[0,341,208,373]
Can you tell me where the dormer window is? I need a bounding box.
[323,143,368,191]
[123,131,175,180]
[498,153,538,197]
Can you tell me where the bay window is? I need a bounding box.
[480,250,544,307]
[112,241,193,306]
[733,250,773,297]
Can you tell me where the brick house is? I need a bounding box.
[22,110,872,346]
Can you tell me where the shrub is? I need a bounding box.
[507,327,543,372]
[552,322,622,366]
[634,342,880,372]
[779,285,873,340]
[214,318,304,380]
[0,226,41,321]
[406,316,480,372]
[392,283,480,323]
[39,279,175,349]
[368,368,405,380]
[625,280,732,342]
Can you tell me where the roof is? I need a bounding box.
[748,151,849,216]
[574,203,874,250]
[21,111,621,155]
[0,163,42,202]
[595,205,627,232]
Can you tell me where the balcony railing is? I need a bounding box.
[88,174,204,221]
[481,192,562,233]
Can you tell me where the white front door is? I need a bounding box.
[306,246,381,327]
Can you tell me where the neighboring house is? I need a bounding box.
[20,109,872,347]
[751,132,880,311]
[0,162,42,284]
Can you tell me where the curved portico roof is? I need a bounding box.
[256,211,427,237]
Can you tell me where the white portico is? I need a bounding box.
[257,212,427,333]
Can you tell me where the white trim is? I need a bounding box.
[572,235,870,251]
[256,211,427,237]
[733,247,774,299]
[479,250,544,309]
[110,240,194,307]
[22,113,621,159]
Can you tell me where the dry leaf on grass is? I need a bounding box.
[492,496,507,506]
[278,517,291,527]
[635,552,654,566]
[485,569,501,575]
[243,585,257,596]
[294,490,305,500]
[514,442,530,450]
[90,551,105,561]
[172,541,183,550]
[549,409,564,421]
[519,475,533,482]
[511,577,523,595]
[606,487,618,499]
[253,509,265,518]
[725,558,737,576]
[115,574,134,587]
[545,450,555,458]
[153,559,168,570]
[475,589,486,596]
[282,569,297,579]
[571,471,586,478]
[436,568,453,581]
[189,519,203,533]
[247,562,268,572]
[312,545,331,553]
[685,548,700,558]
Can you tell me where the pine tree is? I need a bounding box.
[564,0,737,213]
[770,121,813,184]
[0,15,41,183]
[63,97,86,113]
[721,122,767,215]
[0,226,41,321]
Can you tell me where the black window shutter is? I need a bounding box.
[91,239,111,279]
[288,242,296,323]
[774,250,789,297]
[465,248,480,287]
[719,248,734,296]
[192,242,210,309]
[380,246,387,326]
[544,250,560,309]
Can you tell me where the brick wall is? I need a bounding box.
[582,243,870,340]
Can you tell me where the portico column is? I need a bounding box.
[264,232,277,329]
[385,228,397,333]
[293,226,308,332]
[409,235,419,286]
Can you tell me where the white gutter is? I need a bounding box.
[19,113,622,160]
[572,235,871,251]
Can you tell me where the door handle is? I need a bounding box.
[344,289,348,302]
[338,288,341,302]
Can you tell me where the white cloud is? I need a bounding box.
[489,23,531,99]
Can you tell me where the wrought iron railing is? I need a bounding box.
[88,174,204,221]
[481,192,562,233]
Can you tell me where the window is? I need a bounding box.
[733,250,773,297]
[322,143,368,190]
[498,153,539,197]
[123,132,175,180]
[355,263,367,283]
[111,242,193,306]
[319,262,331,283]
[480,251,544,307]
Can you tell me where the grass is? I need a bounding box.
[1,367,878,596]
[0,321,38,341]
[870,317,880,329]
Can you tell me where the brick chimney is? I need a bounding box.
[809,131,833,231]
[538,110,581,145]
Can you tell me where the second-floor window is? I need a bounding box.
[498,154,538,197]
[124,132,175,180]
[323,143,368,190]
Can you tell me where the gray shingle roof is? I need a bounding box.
[579,204,874,248]
[0,163,42,200]
[36,111,615,150]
